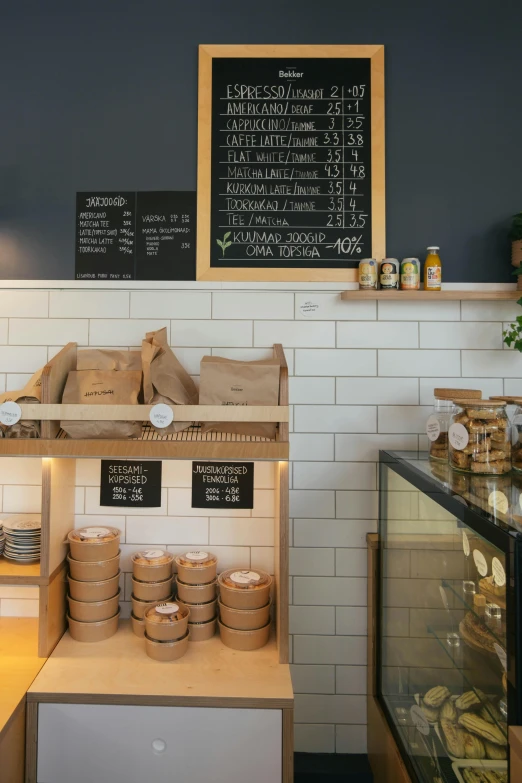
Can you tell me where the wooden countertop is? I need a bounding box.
[0,618,46,737]
[28,621,293,709]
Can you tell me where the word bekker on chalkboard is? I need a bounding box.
[197,45,385,282]
[75,191,196,281]
[100,460,162,508]
[191,462,254,510]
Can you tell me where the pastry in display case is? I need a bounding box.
[378,450,521,783]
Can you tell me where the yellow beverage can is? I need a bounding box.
[400,258,420,290]
[358,259,378,290]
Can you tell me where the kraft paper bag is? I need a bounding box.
[142,327,198,434]
[77,349,141,372]
[199,356,280,438]
[60,370,142,439]
[0,367,43,439]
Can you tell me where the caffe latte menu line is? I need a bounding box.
[210,58,372,269]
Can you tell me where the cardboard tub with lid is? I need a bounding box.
[67,526,121,562]
[177,598,217,624]
[218,599,271,631]
[145,631,189,662]
[219,620,271,651]
[218,569,272,610]
[131,576,172,602]
[67,551,120,582]
[144,602,190,642]
[189,617,216,642]
[175,577,216,604]
[68,610,120,643]
[175,551,217,585]
[132,550,174,583]
[68,571,120,602]
[67,590,121,623]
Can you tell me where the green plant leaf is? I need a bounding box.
[216,239,223,250]
[224,241,233,249]
[224,232,231,241]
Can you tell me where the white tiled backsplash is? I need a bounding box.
[0,285,519,755]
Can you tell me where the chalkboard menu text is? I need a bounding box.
[191,462,254,509]
[100,460,162,508]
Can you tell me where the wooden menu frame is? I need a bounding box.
[197,44,385,282]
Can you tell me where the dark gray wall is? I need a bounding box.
[0,0,520,281]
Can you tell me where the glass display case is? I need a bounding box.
[378,451,522,783]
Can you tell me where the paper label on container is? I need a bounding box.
[0,401,22,426]
[426,415,441,442]
[230,570,260,585]
[143,550,165,560]
[473,549,488,577]
[155,603,179,615]
[410,705,430,736]
[79,527,111,539]
[449,423,469,450]
[488,491,509,514]
[492,557,506,587]
[185,551,208,562]
[494,643,508,672]
[149,403,174,429]
[462,531,470,557]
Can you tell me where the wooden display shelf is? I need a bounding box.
[28,621,293,709]
[0,559,42,585]
[341,289,521,301]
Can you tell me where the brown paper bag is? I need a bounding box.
[60,370,142,439]
[77,349,141,372]
[142,327,198,433]
[0,368,43,438]
[199,356,280,438]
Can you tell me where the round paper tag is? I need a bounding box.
[230,570,261,585]
[449,423,469,450]
[473,549,488,577]
[185,551,208,562]
[80,527,111,539]
[143,550,165,560]
[494,643,507,672]
[462,531,470,557]
[492,556,506,587]
[426,415,441,442]
[155,603,179,615]
[0,401,22,426]
[439,585,449,610]
[410,705,430,736]
[149,403,174,429]
[299,300,319,318]
[488,491,509,515]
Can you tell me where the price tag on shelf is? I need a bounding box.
[426,415,441,442]
[449,423,469,450]
[473,549,488,577]
[149,403,174,429]
[462,531,470,557]
[191,461,254,509]
[488,490,509,515]
[410,705,430,736]
[439,585,450,611]
[492,557,506,587]
[0,401,22,426]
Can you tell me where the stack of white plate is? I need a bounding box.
[2,516,41,563]
[0,523,4,556]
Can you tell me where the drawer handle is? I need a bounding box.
[152,739,167,754]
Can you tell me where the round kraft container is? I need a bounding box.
[175,577,216,604]
[132,551,174,583]
[175,553,217,585]
[218,621,270,651]
[188,617,217,642]
[144,604,190,642]
[218,573,272,611]
[68,572,120,603]
[131,576,172,602]
[131,613,145,637]
[67,611,120,643]
[131,593,168,620]
[218,600,271,631]
[67,552,121,582]
[67,590,121,623]
[67,528,120,562]
[177,598,217,624]
[145,631,189,662]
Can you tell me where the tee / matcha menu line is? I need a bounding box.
[210,57,372,269]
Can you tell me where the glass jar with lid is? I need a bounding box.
[426,388,481,462]
[448,399,511,474]
[490,396,522,473]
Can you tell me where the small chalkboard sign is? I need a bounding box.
[100,460,162,508]
[75,191,196,280]
[191,462,254,509]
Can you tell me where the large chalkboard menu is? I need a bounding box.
[197,45,385,282]
[76,191,196,281]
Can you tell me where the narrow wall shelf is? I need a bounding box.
[0,560,42,585]
[341,289,521,301]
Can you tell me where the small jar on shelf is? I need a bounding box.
[427,388,481,462]
[448,399,511,475]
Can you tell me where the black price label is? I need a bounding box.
[100,460,162,508]
[191,462,254,509]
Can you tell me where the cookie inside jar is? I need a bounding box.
[427,388,481,463]
[448,399,511,475]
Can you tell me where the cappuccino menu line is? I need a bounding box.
[210,57,372,269]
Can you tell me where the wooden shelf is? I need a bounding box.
[29,621,293,709]
[0,618,46,736]
[0,559,42,585]
[341,289,521,301]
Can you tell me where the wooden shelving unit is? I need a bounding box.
[0,560,41,586]
[341,289,521,301]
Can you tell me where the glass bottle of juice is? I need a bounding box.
[424,246,442,290]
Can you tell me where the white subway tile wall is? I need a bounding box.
[0,287,519,755]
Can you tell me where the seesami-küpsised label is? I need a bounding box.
[100,460,162,508]
[449,422,469,450]
[191,461,254,509]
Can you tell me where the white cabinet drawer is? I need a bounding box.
[37,703,282,783]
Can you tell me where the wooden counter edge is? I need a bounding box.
[26,691,293,710]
